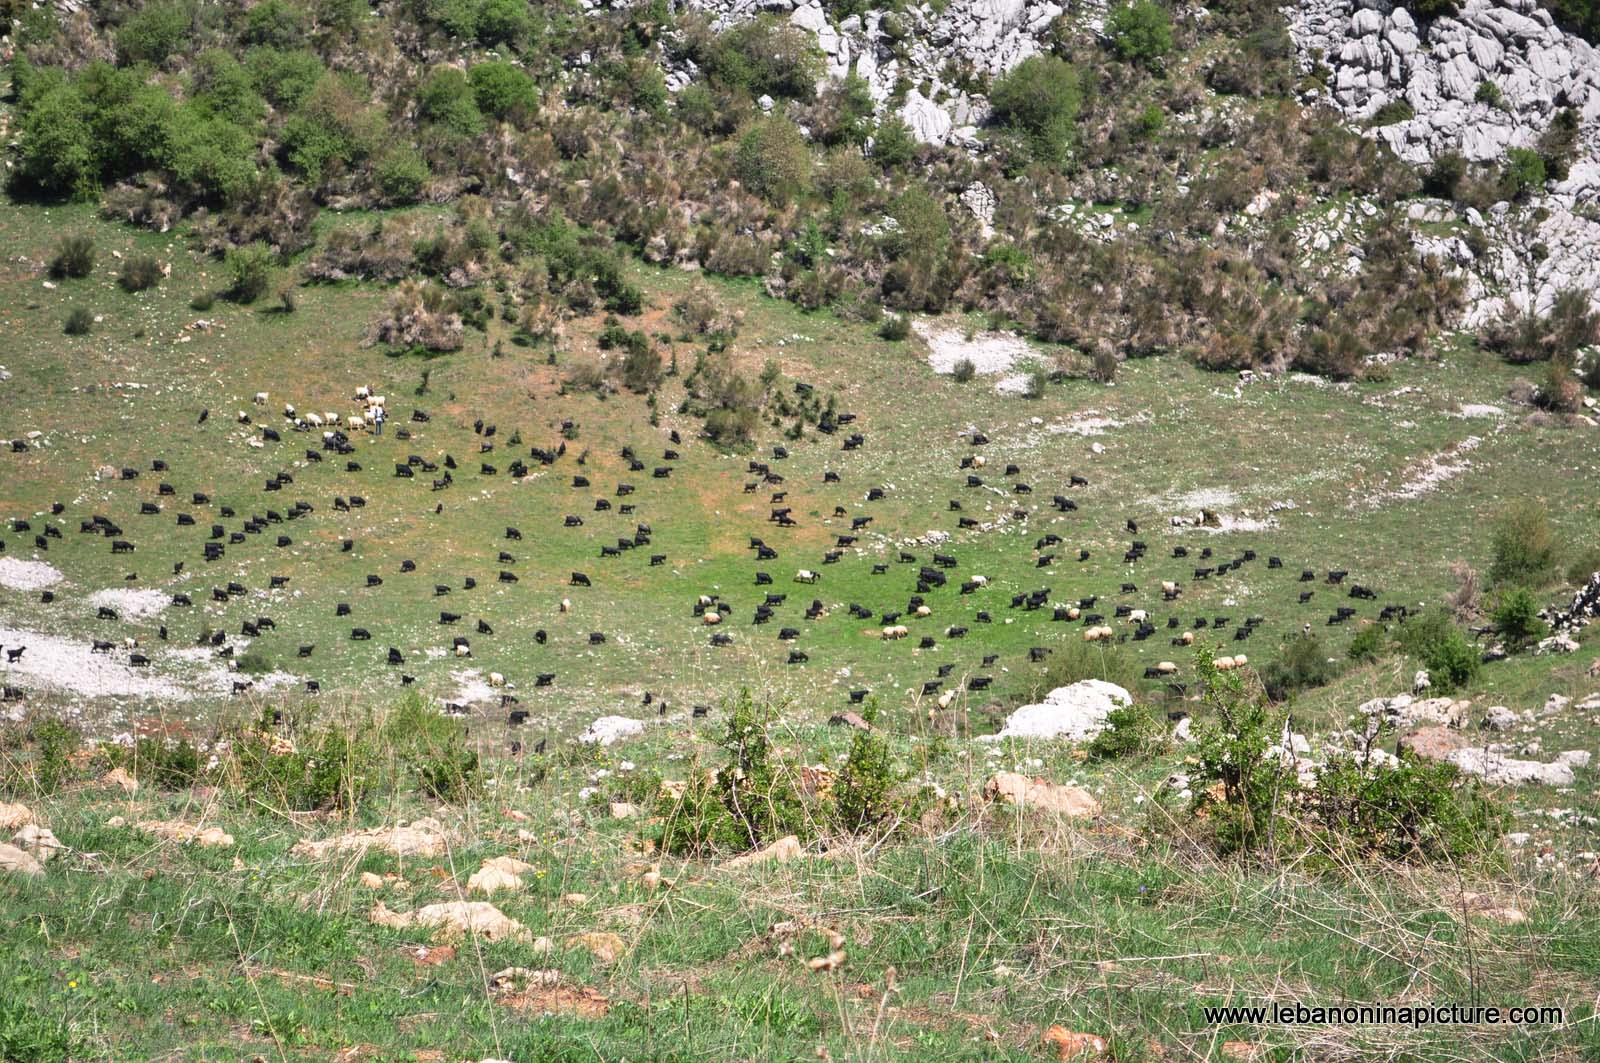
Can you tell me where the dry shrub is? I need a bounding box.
[365,280,464,352]
[101,177,184,233]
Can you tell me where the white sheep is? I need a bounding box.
[346,416,366,430]
[324,411,339,425]
[488,672,506,687]
[237,410,250,423]
[881,624,909,641]
[1129,609,1149,624]
[368,394,386,408]
[972,455,986,468]
[1155,660,1178,675]
[454,644,471,658]
[355,386,371,400]
[253,391,269,405]
[697,594,715,608]
[1179,630,1195,645]
[560,598,572,613]
[702,611,722,626]
[1067,606,1081,620]
[305,412,324,428]
[1161,580,1178,595]
[914,605,932,618]
[282,403,296,418]
[1413,669,1431,695]
[794,569,818,584]
[969,575,988,588]
[1214,656,1236,671]
[1083,625,1114,643]
[936,689,956,709]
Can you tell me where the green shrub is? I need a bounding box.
[832,701,897,832]
[1370,98,1415,126]
[48,234,95,278]
[110,736,202,790]
[384,693,479,801]
[235,649,274,675]
[1035,638,1138,695]
[951,356,976,381]
[374,146,430,204]
[735,114,812,205]
[1188,649,1292,854]
[1346,623,1387,663]
[701,16,821,101]
[242,0,306,48]
[1311,739,1503,861]
[62,306,94,336]
[989,54,1081,164]
[469,60,538,121]
[656,689,812,855]
[224,241,276,303]
[1491,586,1549,651]
[1260,635,1339,701]
[475,0,531,45]
[1106,1,1173,69]
[246,47,326,110]
[230,709,378,812]
[190,291,216,311]
[118,253,164,293]
[1396,610,1480,692]
[1086,703,1166,761]
[1567,546,1600,585]
[871,117,917,169]
[1499,146,1547,202]
[1422,151,1466,199]
[1475,80,1503,107]
[0,991,78,1063]
[116,1,191,66]
[418,66,485,137]
[1488,498,1561,586]
[879,315,911,341]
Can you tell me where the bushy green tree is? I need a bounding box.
[1491,587,1549,651]
[242,0,306,48]
[468,60,538,121]
[116,1,191,66]
[374,146,430,203]
[246,47,326,109]
[1499,146,1547,201]
[989,54,1081,164]
[224,242,277,303]
[1488,498,1561,586]
[702,16,821,101]
[417,66,485,137]
[1106,1,1174,69]
[735,114,812,205]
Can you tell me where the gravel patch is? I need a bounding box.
[916,320,1041,395]
[87,588,170,620]
[0,626,297,701]
[0,558,63,593]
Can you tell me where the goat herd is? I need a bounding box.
[0,377,1402,734]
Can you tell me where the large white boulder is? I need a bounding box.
[578,715,645,746]
[989,679,1132,741]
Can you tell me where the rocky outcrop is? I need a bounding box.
[1288,0,1600,164]
[625,0,1088,144]
[1289,0,1600,319]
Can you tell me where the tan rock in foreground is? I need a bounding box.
[371,900,533,942]
[292,817,450,859]
[0,802,35,832]
[137,820,234,847]
[0,842,45,877]
[984,773,1101,818]
[727,834,803,868]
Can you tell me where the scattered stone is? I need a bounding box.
[1447,748,1575,787]
[292,818,450,859]
[12,824,64,862]
[1454,892,1528,926]
[370,900,534,942]
[1221,1043,1267,1062]
[136,819,234,847]
[828,711,871,730]
[608,802,639,820]
[1042,1025,1107,1059]
[467,856,534,896]
[1482,705,1519,731]
[726,834,803,868]
[571,931,628,963]
[0,841,45,878]
[1399,725,1470,761]
[983,772,1101,818]
[0,802,36,831]
[101,767,139,794]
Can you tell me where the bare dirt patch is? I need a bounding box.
[915,320,1039,394]
[0,557,62,592]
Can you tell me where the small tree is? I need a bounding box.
[1106,1,1173,70]
[1488,498,1560,587]
[990,55,1082,164]
[1491,587,1548,651]
[118,254,164,293]
[1189,649,1292,855]
[735,114,812,205]
[224,242,276,303]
